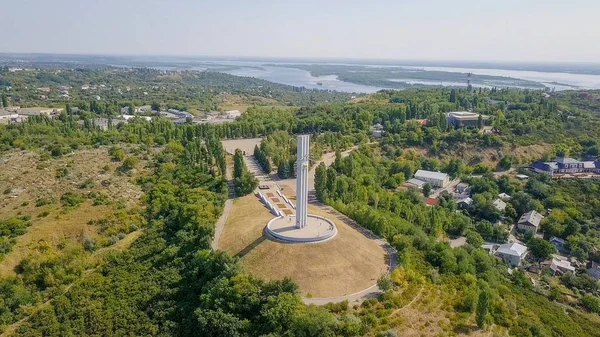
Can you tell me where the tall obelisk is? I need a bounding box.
[296,135,309,229]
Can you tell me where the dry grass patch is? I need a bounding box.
[0,147,147,276]
[219,193,388,298]
[218,94,280,112]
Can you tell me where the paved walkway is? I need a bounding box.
[211,199,233,251]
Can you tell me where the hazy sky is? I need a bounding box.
[2,0,600,62]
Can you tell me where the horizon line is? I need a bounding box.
[0,51,599,66]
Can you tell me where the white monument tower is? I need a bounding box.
[295,135,310,229]
[264,134,337,243]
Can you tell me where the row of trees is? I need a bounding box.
[233,149,258,196]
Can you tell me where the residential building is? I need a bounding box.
[498,193,511,200]
[530,157,600,176]
[588,262,600,280]
[119,114,152,122]
[225,110,242,119]
[17,107,62,117]
[135,105,152,113]
[446,111,490,128]
[457,197,473,209]
[492,198,507,211]
[517,210,544,234]
[483,242,528,267]
[371,123,384,138]
[414,169,450,188]
[0,110,19,123]
[549,236,568,253]
[456,183,470,194]
[541,256,576,275]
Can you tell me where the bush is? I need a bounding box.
[108,146,125,162]
[79,178,95,189]
[35,198,53,207]
[580,294,600,313]
[60,192,85,207]
[121,156,140,171]
[83,237,96,252]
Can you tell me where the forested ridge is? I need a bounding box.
[2,69,600,336]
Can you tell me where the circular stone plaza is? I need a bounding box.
[261,135,337,243]
[266,214,337,243]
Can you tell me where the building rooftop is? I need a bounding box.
[555,157,580,164]
[518,210,544,227]
[496,242,528,258]
[492,198,507,211]
[498,193,511,200]
[406,178,426,186]
[447,111,490,120]
[414,169,449,181]
[542,257,575,273]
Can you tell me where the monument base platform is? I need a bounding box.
[266,215,337,243]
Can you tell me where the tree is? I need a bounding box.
[477,114,483,129]
[527,237,556,260]
[108,146,125,162]
[449,89,457,103]
[476,289,490,329]
[314,163,327,202]
[377,274,393,292]
[121,156,140,171]
[151,102,160,112]
[1,93,7,108]
[422,183,431,197]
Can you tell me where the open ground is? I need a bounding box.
[0,148,146,277]
[218,190,388,298]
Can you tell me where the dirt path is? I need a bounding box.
[389,286,425,316]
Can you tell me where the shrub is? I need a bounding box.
[79,178,95,189]
[580,294,600,313]
[60,192,85,207]
[83,237,96,252]
[121,156,140,171]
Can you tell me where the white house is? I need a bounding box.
[414,170,450,188]
[225,110,242,119]
[483,242,528,267]
[541,256,575,275]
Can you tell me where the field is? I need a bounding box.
[218,93,280,112]
[0,147,146,277]
[218,191,388,298]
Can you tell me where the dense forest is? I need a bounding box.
[1,67,600,336]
